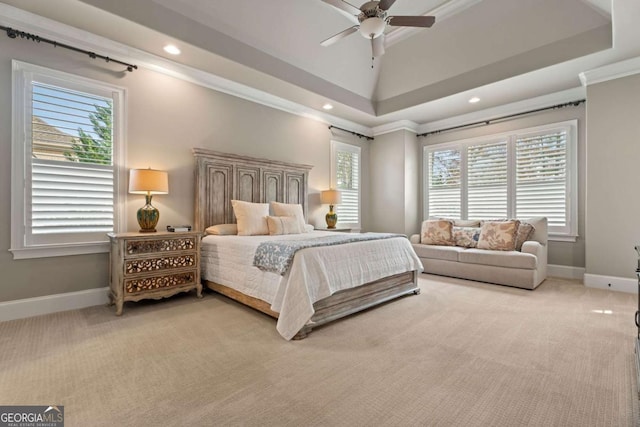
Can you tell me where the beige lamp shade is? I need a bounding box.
[129,168,169,195]
[321,189,342,205]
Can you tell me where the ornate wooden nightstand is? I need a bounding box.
[108,231,202,315]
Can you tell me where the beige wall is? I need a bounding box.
[368,130,420,235]
[0,37,367,302]
[585,73,640,278]
[419,105,587,268]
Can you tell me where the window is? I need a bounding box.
[11,61,125,259]
[331,141,361,228]
[424,120,577,240]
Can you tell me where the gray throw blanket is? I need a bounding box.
[253,232,404,275]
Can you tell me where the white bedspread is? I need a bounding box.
[201,231,423,340]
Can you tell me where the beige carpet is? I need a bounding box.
[0,275,638,426]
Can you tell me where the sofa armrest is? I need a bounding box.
[521,240,547,280]
[409,234,420,244]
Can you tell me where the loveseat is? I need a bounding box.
[409,217,547,290]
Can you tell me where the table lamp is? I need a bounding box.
[321,189,342,229]
[129,168,169,232]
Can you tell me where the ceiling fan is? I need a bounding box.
[321,0,435,61]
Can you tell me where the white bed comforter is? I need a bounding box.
[201,231,423,340]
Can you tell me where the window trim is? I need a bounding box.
[330,140,361,229]
[10,60,126,259]
[423,120,578,241]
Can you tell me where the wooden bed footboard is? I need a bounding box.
[204,270,420,339]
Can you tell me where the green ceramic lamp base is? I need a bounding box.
[325,205,338,229]
[137,194,160,233]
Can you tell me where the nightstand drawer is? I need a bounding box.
[124,269,198,294]
[124,253,197,275]
[125,236,197,256]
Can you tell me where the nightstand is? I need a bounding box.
[317,227,353,233]
[108,231,202,315]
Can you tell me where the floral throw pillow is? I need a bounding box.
[421,219,454,245]
[452,226,481,248]
[477,220,520,251]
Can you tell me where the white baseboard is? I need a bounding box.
[0,287,110,322]
[583,274,637,294]
[548,264,585,280]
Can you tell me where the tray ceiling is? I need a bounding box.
[2,0,637,128]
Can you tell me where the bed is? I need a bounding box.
[193,148,423,339]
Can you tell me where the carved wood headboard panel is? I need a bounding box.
[193,148,313,231]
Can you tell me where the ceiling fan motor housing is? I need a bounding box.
[358,1,387,39]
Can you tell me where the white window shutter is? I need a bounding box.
[333,142,360,226]
[515,130,568,232]
[467,141,508,220]
[427,148,461,218]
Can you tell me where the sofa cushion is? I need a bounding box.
[412,244,465,262]
[420,219,454,245]
[477,220,520,251]
[452,226,480,248]
[458,249,538,269]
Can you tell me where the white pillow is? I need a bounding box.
[231,200,269,236]
[270,202,307,232]
[266,216,303,235]
[304,224,315,233]
[205,224,238,235]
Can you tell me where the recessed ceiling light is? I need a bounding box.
[163,44,181,55]
[322,103,334,110]
[469,97,481,104]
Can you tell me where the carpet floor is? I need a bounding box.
[0,275,638,426]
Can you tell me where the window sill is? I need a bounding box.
[548,234,578,243]
[10,242,109,259]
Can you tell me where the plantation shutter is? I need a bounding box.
[515,129,568,233]
[427,148,461,218]
[29,82,114,243]
[334,145,360,225]
[467,141,508,220]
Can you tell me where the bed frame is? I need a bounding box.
[193,148,420,339]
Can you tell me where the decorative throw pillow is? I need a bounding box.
[205,224,238,235]
[430,217,480,228]
[420,219,454,245]
[266,216,303,235]
[231,200,269,236]
[515,222,535,251]
[452,226,481,248]
[303,224,315,233]
[270,202,307,233]
[477,220,520,251]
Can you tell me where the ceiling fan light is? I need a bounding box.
[359,17,386,39]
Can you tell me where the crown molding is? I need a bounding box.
[0,3,373,137]
[385,0,482,47]
[372,120,419,136]
[416,87,586,134]
[579,55,640,86]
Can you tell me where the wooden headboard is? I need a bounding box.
[193,148,313,231]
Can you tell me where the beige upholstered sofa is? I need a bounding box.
[409,217,547,290]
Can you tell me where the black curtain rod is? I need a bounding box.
[329,125,374,141]
[1,25,138,72]
[417,99,586,137]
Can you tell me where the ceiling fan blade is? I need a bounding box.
[321,26,359,46]
[372,34,385,57]
[378,0,396,10]
[322,0,362,16]
[388,15,436,28]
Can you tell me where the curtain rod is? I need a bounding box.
[329,125,374,141]
[1,25,138,72]
[417,99,586,137]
